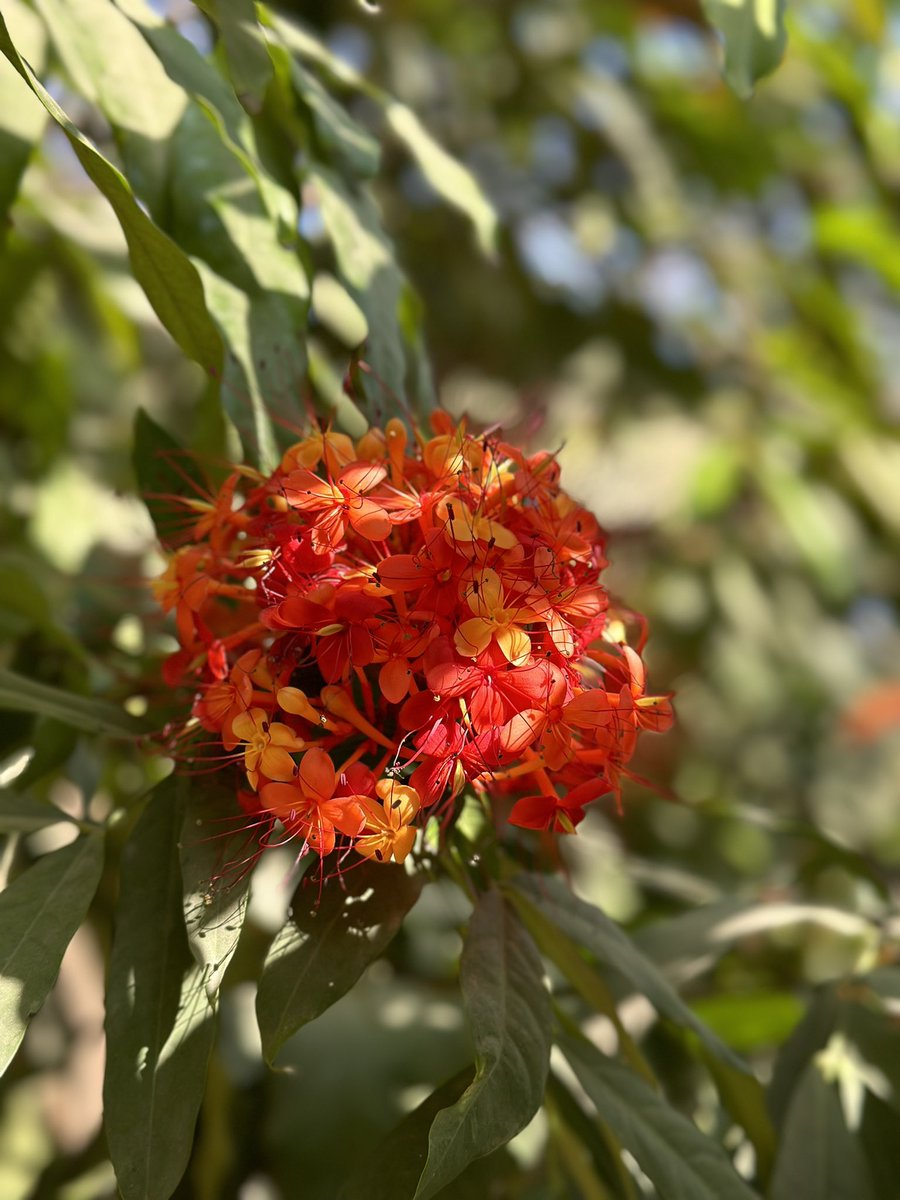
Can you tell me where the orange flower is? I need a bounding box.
[231,707,306,789]
[454,567,534,665]
[259,748,364,855]
[355,779,421,864]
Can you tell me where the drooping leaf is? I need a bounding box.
[768,986,841,1129]
[31,0,186,216]
[308,164,406,418]
[104,779,216,1200]
[701,0,787,99]
[0,832,105,1075]
[256,860,423,1065]
[414,889,551,1200]
[290,57,380,179]
[769,1063,875,1200]
[270,13,498,255]
[700,1049,778,1187]
[560,1033,760,1200]
[509,873,747,1072]
[179,788,254,1003]
[0,667,148,738]
[203,0,273,112]
[341,1069,472,1200]
[133,408,208,547]
[0,0,46,228]
[0,13,223,372]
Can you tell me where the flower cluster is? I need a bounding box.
[154,413,672,865]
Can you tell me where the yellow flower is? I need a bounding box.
[355,779,421,864]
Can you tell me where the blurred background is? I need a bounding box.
[2,0,900,1196]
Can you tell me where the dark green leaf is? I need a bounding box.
[509,873,747,1072]
[0,792,78,834]
[700,1050,778,1187]
[414,890,551,1200]
[256,860,423,1065]
[0,667,148,738]
[701,0,787,98]
[179,789,253,1003]
[770,1064,875,1200]
[0,833,105,1075]
[133,408,208,546]
[341,1069,472,1200]
[560,1033,760,1200]
[768,987,841,1129]
[104,779,216,1200]
[0,14,223,371]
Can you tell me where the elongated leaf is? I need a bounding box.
[0,667,147,738]
[768,986,841,1129]
[0,833,105,1075]
[702,0,787,99]
[383,101,497,258]
[341,1069,472,1200]
[414,890,551,1200]
[560,1033,760,1200]
[104,780,216,1200]
[509,873,746,1072]
[0,0,46,226]
[271,14,498,254]
[770,1064,875,1200]
[203,0,273,111]
[32,0,185,215]
[179,789,253,1003]
[0,14,222,371]
[309,164,405,417]
[291,58,380,178]
[0,792,78,834]
[256,861,423,1064]
[133,408,208,546]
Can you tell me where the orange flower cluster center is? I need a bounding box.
[156,414,672,862]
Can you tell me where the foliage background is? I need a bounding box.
[2,0,900,1197]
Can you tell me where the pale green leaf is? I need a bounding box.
[104,780,216,1200]
[32,0,185,215]
[0,833,105,1075]
[702,0,787,98]
[0,14,223,371]
[205,0,273,111]
[256,861,423,1065]
[560,1033,760,1200]
[414,890,551,1200]
[0,0,46,225]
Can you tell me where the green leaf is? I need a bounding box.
[31,0,186,216]
[700,1050,778,1187]
[0,13,224,372]
[414,889,552,1200]
[559,1033,760,1200]
[205,0,273,112]
[0,0,47,228]
[179,788,253,1003]
[341,1069,472,1200]
[256,860,423,1065]
[133,408,208,546]
[104,779,216,1200]
[271,14,498,255]
[383,101,498,258]
[768,986,841,1129]
[509,873,747,1073]
[308,164,406,418]
[690,990,805,1053]
[290,57,380,179]
[0,792,79,834]
[770,1063,875,1200]
[0,667,148,738]
[0,833,105,1075]
[701,0,787,98]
